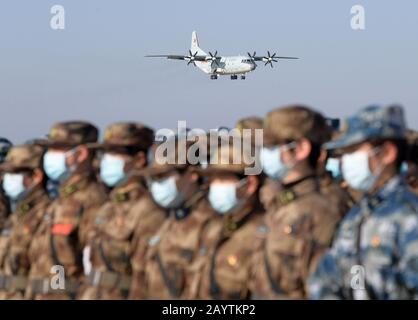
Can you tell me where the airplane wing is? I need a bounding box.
[270,56,299,59]
[145,54,208,61]
[251,56,299,61]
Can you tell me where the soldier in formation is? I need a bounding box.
[0,103,417,300]
[308,105,418,299]
[0,144,49,299]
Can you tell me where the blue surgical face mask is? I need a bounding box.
[400,162,409,176]
[43,150,75,182]
[208,179,246,215]
[342,149,381,192]
[326,158,342,180]
[100,154,126,187]
[260,143,295,181]
[150,176,184,209]
[3,173,26,200]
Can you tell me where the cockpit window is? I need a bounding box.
[242,59,251,63]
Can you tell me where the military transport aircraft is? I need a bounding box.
[145,31,299,80]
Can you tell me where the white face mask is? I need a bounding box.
[208,178,247,215]
[260,143,296,181]
[43,149,76,182]
[150,176,184,209]
[326,157,342,179]
[99,154,126,187]
[2,173,26,200]
[341,148,381,192]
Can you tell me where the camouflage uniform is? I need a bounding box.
[259,178,281,212]
[140,194,213,299]
[186,142,264,300]
[309,105,418,300]
[250,106,342,299]
[77,123,166,300]
[26,122,107,300]
[319,170,353,217]
[134,139,215,300]
[0,144,50,299]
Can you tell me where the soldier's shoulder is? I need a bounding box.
[248,209,265,228]
[191,197,215,221]
[384,185,418,218]
[73,180,107,208]
[241,213,265,237]
[130,192,165,217]
[283,190,339,217]
[85,180,108,198]
[37,191,52,207]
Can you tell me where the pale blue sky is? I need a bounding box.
[0,0,417,143]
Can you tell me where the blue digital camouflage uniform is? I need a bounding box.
[308,176,418,299]
[308,105,418,300]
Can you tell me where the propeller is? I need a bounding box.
[208,51,221,68]
[263,51,279,68]
[247,51,257,61]
[186,50,198,66]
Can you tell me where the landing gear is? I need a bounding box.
[231,75,238,80]
[241,75,246,80]
[210,74,218,80]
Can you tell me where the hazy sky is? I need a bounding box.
[0,0,417,143]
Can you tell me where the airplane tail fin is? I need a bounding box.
[191,31,206,56]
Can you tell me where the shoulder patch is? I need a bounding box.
[277,190,297,206]
[51,223,74,236]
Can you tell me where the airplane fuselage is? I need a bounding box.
[196,56,257,75]
[199,56,256,75]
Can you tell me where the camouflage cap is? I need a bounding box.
[136,138,196,177]
[88,122,154,150]
[325,105,406,150]
[0,137,12,164]
[0,144,45,172]
[198,141,255,176]
[235,116,263,132]
[38,121,99,148]
[235,116,264,147]
[263,105,330,146]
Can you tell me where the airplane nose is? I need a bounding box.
[251,63,256,71]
